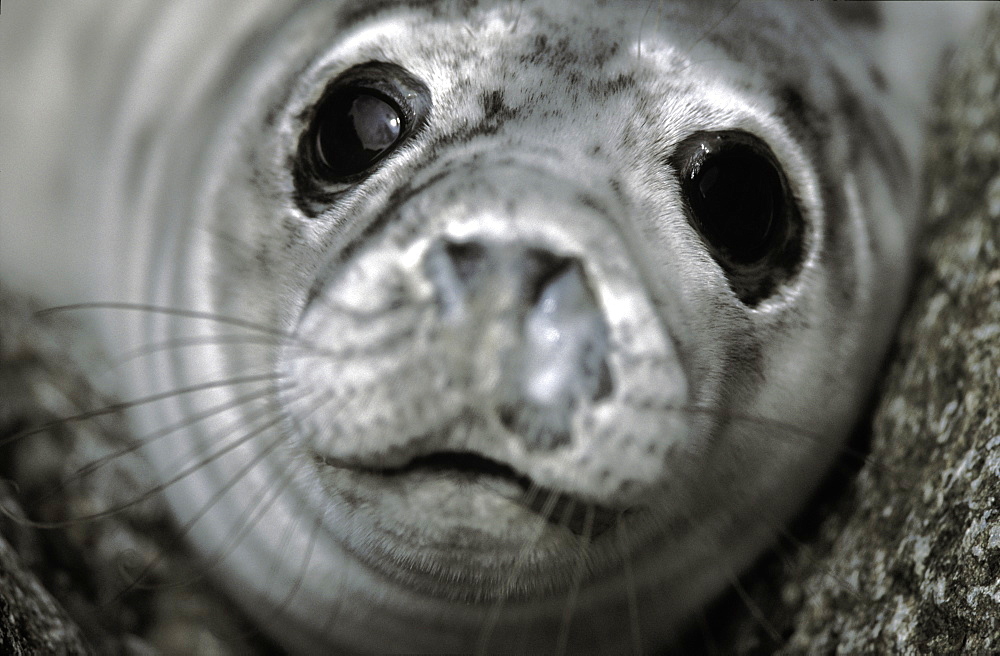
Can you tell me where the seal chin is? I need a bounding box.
[310,422,643,602]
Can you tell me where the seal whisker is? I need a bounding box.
[773,527,863,601]
[555,503,595,656]
[615,509,644,655]
[36,302,307,344]
[6,388,321,529]
[679,502,784,646]
[277,513,326,629]
[475,482,551,655]
[14,384,287,515]
[0,372,285,450]
[115,333,294,364]
[111,453,295,597]
[679,0,742,58]
[615,399,903,475]
[728,573,783,644]
[110,421,320,602]
[635,0,657,60]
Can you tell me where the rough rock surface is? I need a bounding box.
[0,531,88,655]
[0,292,273,655]
[2,8,998,656]
[0,293,98,655]
[694,8,1000,655]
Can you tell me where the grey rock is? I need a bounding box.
[0,291,93,655]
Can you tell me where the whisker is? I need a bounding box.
[110,400,324,600]
[674,497,785,649]
[36,302,305,343]
[508,0,525,34]
[728,575,782,644]
[272,513,324,622]
[115,323,432,365]
[514,487,565,654]
[617,399,902,476]
[0,372,285,449]
[773,527,863,601]
[682,0,742,57]
[18,384,287,514]
[635,0,657,59]
[7,389,313,528]
[78,384,284,481]
[555,504,595,656]
[115,334,290,363]
[616,510,643,656]
[474,482,549,655]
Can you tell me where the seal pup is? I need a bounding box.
[0,1,971,652]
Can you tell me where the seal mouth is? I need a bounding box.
[317,451,623,537]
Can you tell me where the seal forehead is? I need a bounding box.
[316,0,878,168]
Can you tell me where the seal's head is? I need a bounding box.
[87,1,917,651]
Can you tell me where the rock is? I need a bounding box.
[0,291,94,655]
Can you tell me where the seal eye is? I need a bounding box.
[294,62,431,215]
[688,142,781,263]
[314,90,404,179]
[672,130,803,304]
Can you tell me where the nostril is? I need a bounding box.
[440,240,576,305]
[523,248,576,306]
[443,240,490,284]
[423,238,491,317]
[426,237,586,314]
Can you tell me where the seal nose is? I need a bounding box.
[428,239,577,314]
[424,237,613,450]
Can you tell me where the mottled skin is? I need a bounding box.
[0,1,924,652]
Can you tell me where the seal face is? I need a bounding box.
[1,0,927,652]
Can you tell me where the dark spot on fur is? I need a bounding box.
[587,73,635,98]
[774,81,832,163]
[824,2,884,29]
[608,178,625,205]
[336,167,451,267]
[532,34,548,56]
[869,65,888,91]
[480,89,508,121]
[778,85,809,128]
[817,175,856,310]
[576,193,610,217]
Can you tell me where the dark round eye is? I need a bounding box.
[672,130,803,303]
[313,89,403,179]
[688,143,782,263]
[294,62,431,214]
